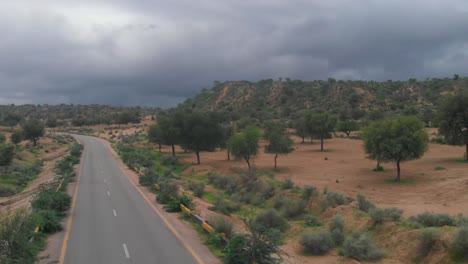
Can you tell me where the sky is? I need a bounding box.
[1,0,467,107]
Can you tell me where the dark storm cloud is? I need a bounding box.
[0,0,467,106]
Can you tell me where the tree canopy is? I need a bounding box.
[306,112,338,151]
[362,116,428,181]
[157,113,181,157]
[229,126,261,169]
[337,120,359,137]
[21,120,44,146]
[147,124,163,152]
[438,92,468,160]
[264,121,294,169]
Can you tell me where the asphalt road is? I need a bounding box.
[64,135,198,264]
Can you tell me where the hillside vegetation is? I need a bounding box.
[180,77,467,125]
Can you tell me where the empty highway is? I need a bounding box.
[62,135,200,264]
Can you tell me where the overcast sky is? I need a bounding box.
[1,1,467,106]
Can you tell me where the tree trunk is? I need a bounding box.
[274,154,278,170]
[227,148,230,161]
[310,137,313,144]
[33,138,37,146]
[244,157,251,169]
[345,131,350,137]
[320,136,324,151]
[158,144,161,153]
[465,142,468,161]
[376,158,381,170]
[196,150,201,165]
[171,144,175,157]
[301,136,305,143]
[396,160,401,182]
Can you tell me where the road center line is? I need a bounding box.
[122,243,130,259]
[113,209,117,216]
[107,191,110,196]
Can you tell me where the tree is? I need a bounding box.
[361,120,386,170]
[157,113,180,157]
[438,92,468,160]
[0,144,15,166]
[11,130,22,146]
[294,118,308,143]
[337,120,359,137]
[229,126,261,169]
[306,112,338,151]
[1,113,22,127]
[0,133,5,144]
[264,122,294,169]
[220,123,235,161]
[46,118,58,128]
[363,116,429,181]
[177,111,224,165]
[147,124,163,152]
[21,119,44,146]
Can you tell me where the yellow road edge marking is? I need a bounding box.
[59,138,85,264]
[125,165,205,264]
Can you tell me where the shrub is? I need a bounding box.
[209,217,234,238]
[282,199,307,219]
[369,207,403,225]
[452,227,468,259]
[305,215,322,227]
[164,193,194,212]
[188,181,205,198]
[224,231,282,264]
[281,179,294,189]
[252,209,289,233]
[301,185,317,200]
[417,228,441,256]
[38,209,62,233]
[31,190,71,215]
[329,214,345,245]
[300,231,334,255]
[139,171,159,186]
[0,184,17,197]
[209,196,240,215]
[357,194,376,212]
[155,180,178,204]
[408,213,456,227]
[0,144,15,166]
[340,232,384,261]
[325,191,348,208]
[161,155,179,166]
[273,194,287,209]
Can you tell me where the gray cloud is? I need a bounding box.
[0,0,467,106]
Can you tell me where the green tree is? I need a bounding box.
[221,123,235,161]
[363,116,429,181]
[438,92,468,160]
[337,120,359,137]
[0,133,5,144]
[177,111,224,165]
[294,118,308,143]
[147,124,163,152]
[1,113,22,127]
[21,119,44,146]
[46,118,58,128]
[11,130,22,146]
[157,113,180,157]
[229,126,261,169]
[361,120,386,170]
[306,112,338,151]
[264,122,294,169]
[0,144,15,166]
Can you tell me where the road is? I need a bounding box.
[64,135,199,264]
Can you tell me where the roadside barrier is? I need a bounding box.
[154,183,228,242]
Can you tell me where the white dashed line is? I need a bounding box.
[122,244,130,259]
[113,209,117,217]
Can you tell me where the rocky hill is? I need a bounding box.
[179,77,467,125]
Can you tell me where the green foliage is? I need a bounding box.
[323,191,348,209]
[304,215,322,227]
[10,130,22,146]
[452,227,468,260]
[209,217,234,238]
[281,199,307,219]
[300,231,334,255]
[0,133,5,143]
[188,181,205,198]
[329,214,345,245]
[408,213,456,227]
[21,119,45,146]
[437,91,468,160]
[340,232,384,261]
[31,190,71,215]
[164,193,194,212]
[229,126,261,169]
[37,210,62,234]
[337,120,359,136]
[264,121,294,169]
[157,113,181,156]
[155,180,178,204]
[417,228,441,256]
[209,196,239,215]
[305,112,338,151]
[0,185,17,197]
[369,207,403,225]
[301,185,317,200]
[252,209,289,234]
[362,116,429,181]
[0,144,15,166]
[357,194,376,213]
[280,179,294,189]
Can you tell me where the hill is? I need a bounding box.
[179,77,468,125]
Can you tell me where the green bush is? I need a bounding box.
[139,171,159,186]
[301,185,317,200]
[281,179,294,189]
[417,228,441,256]
[273,194,287,209]
[282,199,307,219]
[155,180,178,204]
[209,217,233,238]
[208,196,240,215]
[340,232,384,261]
[31,190,71,215]
[329,214,345,245]
[323,191,348,209]
[161,155,179,166]
[252,209,289,233]
[408,213,456,227]
[300,231,334,255]
[369,207,403,225]
[164,193,194,212]
[452,227,468,260]
[37,209,62,234]
[305,215,322,227]
[0,144,15,166]
[224,232,281,264]
[357,194,376,212]
[188,181,205,198]
[0,184,17,197]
